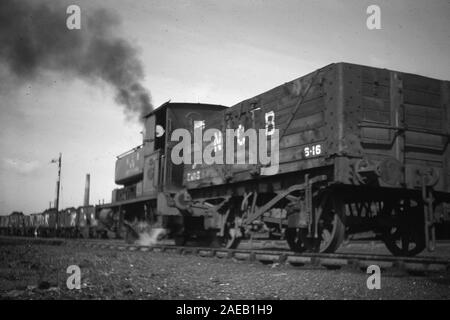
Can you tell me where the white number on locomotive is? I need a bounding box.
[187,170,201,181]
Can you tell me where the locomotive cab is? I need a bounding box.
[142,102,227,193]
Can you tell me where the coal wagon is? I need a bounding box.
[98,62,449,256]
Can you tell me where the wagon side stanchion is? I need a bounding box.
[422,175,436,252]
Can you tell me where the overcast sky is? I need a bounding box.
[0,0,449,214]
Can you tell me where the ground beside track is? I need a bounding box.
[0,242,449,300]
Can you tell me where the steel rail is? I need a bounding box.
[2,236,449,274]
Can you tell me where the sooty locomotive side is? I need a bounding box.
[95,62,450,256]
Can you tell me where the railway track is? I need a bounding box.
[2,236,450,274]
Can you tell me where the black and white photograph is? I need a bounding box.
[0,0,449,304]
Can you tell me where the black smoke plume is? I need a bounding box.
[0,0,153,121]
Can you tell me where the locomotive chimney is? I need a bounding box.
[83,174,90,206]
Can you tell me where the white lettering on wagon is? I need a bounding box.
[171,122,279,175]
[304,144,322,158]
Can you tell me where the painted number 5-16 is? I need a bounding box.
[304,144,322,158]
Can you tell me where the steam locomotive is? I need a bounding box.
[2,62,450,257]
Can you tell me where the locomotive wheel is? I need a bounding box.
[381,201,425,257]
[285,197,345,253]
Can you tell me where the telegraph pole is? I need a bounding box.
[55,153,62,212]
[52,153,62,229]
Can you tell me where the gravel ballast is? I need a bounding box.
[0,242,449,300]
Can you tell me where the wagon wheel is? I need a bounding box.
[286,197,345,253]
[318,208,345,253]
[381,200,425,256]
